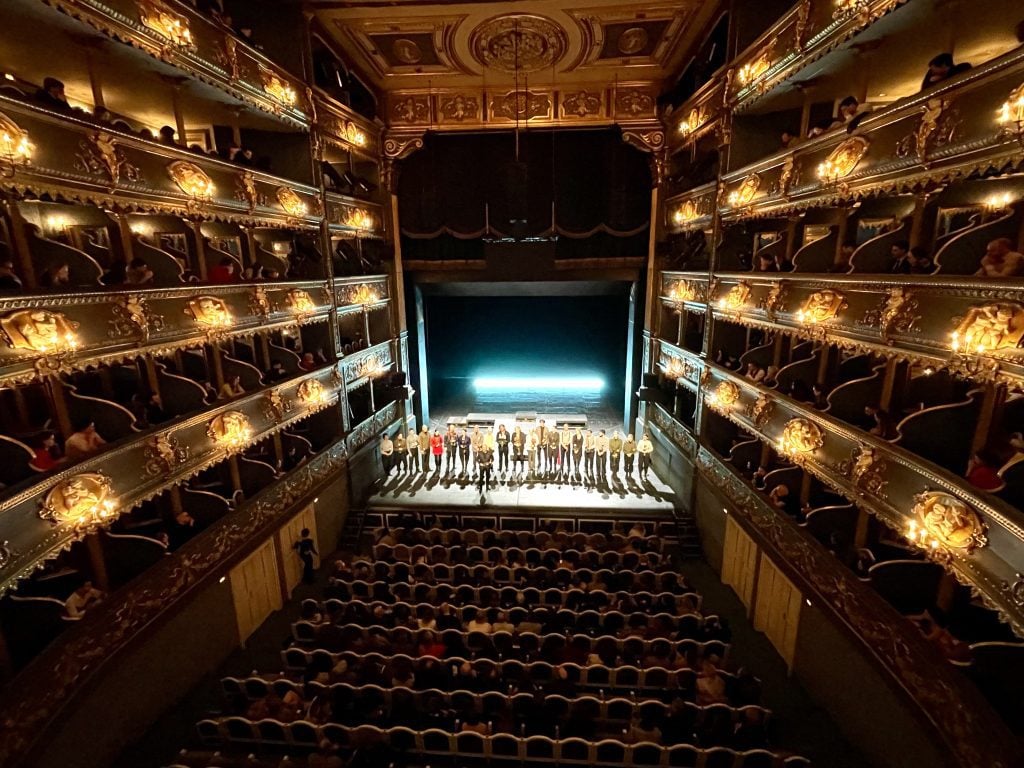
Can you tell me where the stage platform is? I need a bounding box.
[367,468,677,516]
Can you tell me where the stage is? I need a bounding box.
[367,467,678,516]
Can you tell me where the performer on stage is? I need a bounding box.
[430,429,444,472]
[477,443,494,491]
[638,431,654,480]
[571,427,584,481]
[418,426,430,473]
[623,433,637,477]
[470,426,483,474]
[559,424,572,482]
[583,429,596,481]
[445,426,458,475]
[380,433,394,476]
[535,419,548,472]
[527,430,539,478]
[457,428,471,476]
[595,430,609,484]
[496,423,510,472]
[394,431,408,474]
[546,427,560,476]
[511,425,525,474]
[609,430,622,476]
[406,428,420,473]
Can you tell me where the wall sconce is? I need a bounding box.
[298,378,333,409]
[816,137,869,187]
[207,411,254,453]
[997,83,1024,144]
[285,289,316,321]
[345,208,374,231]
[716,282,751,316]
[776,418,824,461]
[726,174,761,209]
[737,54,771,88]
[139,0,194,48]
[672,200,700,227]
[345,283,380,306]
[167,161,215,207]
[263,73,298,107]
[661,356,689,382]
[677,107,705,138]
[705,380,740,414]
[345,121,368,147]
[40,473,117,527]
[983,193,1014,213]
[794,289,846,338]
[0,112,33,178]
[276,186,309,218]
[0,309,80,360]
[358,355,387,380]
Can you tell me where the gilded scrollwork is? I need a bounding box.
[235,171,265,212]
[896,98,959,161]
[778,417,824,458]
[911,491,988,553]
[439,94,479,122]
[760,281,788,320]
[249,285,272,319]
[75,132,142,189]
[492,91,551,121]
[263,389,291,422]
[749,394,774,429]
[615,89,656,117]
[562,91,602,118]
[952,302,1024,353]
[839,444,888,498]
[862,287,919,341]
[40,473,116,526]
[144,434,189,477]
[469,14,567,73]
[109,294,163,343]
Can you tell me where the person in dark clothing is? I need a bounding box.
[34,77,71,112]
[294,528,318,584]
[920,53,971,90]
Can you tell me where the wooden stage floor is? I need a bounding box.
[367,466,678,516]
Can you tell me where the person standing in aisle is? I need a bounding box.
[293,528,318,584]
[419,425,431,473]
[595,429,609,485]
[394,431,407,474]
[571,427,584,483]
[457,428,471,477]
[496,423,510,474]
[608,430,623,477]
[623,433,637,478]
[445,426,458,475]
[380,433,394,476]
[511,425,525,476]
[637,432,654,480]
[430,429,444,472]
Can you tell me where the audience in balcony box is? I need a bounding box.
[865,405,895,439]
[218,375,245,399]
[976,237,1024,278]
[966,448,1006,492]
[774,252,794,272]
[0,259,23,291]
[780,128,800,149]
[34,77,71,113]
[169,510,196,550]
[64,419,107,461]
[299,352,318,371]
[39,262,70,288]
[830,96,868,132]
[267,360,289,382]
[755,253,777,272]
[29,431,62,472]
[208,256,238,283]
[744,362,767,383]
[125,257,154,285]
[65,581,105,618]
[920,53,972,91]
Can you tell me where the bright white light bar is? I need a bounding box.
[472,376,605,392]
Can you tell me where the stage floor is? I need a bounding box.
[367,466,678,515]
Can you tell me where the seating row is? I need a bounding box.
[368,544,664,568]
[194,720,810,768]
[374,527,664,552]
[344,563,682,590]
[280,650,734,692]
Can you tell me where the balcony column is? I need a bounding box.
[114,213,137,269]
[784,216,800,264]
[83,43,105,109]
[189,220,209,280]
[4,200,37,289]
[208,342,226,390]
[45,375,73,442]
[971,383,1006,455]
[85,533,110,592]
[163,76,189,147]
[908,191,937,250]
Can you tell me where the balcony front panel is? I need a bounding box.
[315,93,380,158]
[334,275,391,314]
[0,363,344,594]
[325,192,385,238]
[347,399,400,454]
[0,97,321,226]
[664,183,718,233]
[706,273,1024,388]
[667,79,726,153]
[31,0,309,125]
[699,361,1024,638]
[655,339,704,394]
[717,46,1024,219]
[0,281,333,386]
[342,339,394,387]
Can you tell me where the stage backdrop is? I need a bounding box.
[423,293,629,418]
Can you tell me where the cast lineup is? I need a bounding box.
[379,419,655,489]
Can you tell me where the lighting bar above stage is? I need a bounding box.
[472,376,606,392]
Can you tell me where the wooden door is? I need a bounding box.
[230,537,283,645]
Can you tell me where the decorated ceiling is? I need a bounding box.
[309,0,720,130]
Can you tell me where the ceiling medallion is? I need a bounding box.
[392,38,423,65]
[492,91,550,121]
[470,14,567,74]
[617,27,649,55]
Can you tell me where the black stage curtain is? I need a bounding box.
[397,128,651,240]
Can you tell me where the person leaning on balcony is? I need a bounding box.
[218,375,244,399]
[29,431,62,472]
[976,238,1024,278]
[920,52,972,91]
[966,448,1006,492]
[208,257,238,284]
[34,77,71,113]
[65,581,104,619]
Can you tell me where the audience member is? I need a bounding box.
[889,240,912,273]
[966,449,1005,491]
[34,77,71,112]
[39,262,70,288]
[208,257,238,283]
[125,257,154,284]
[65,580,104,618]
[299,352,317,371]
[780,128,800,149]
[0,259,23,291]
[975,237,1024,278]
[218,375,245,399]
[920,53,971,90]
[29,431,61,472]
[158,125,177,146]
[64,419,107,461]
